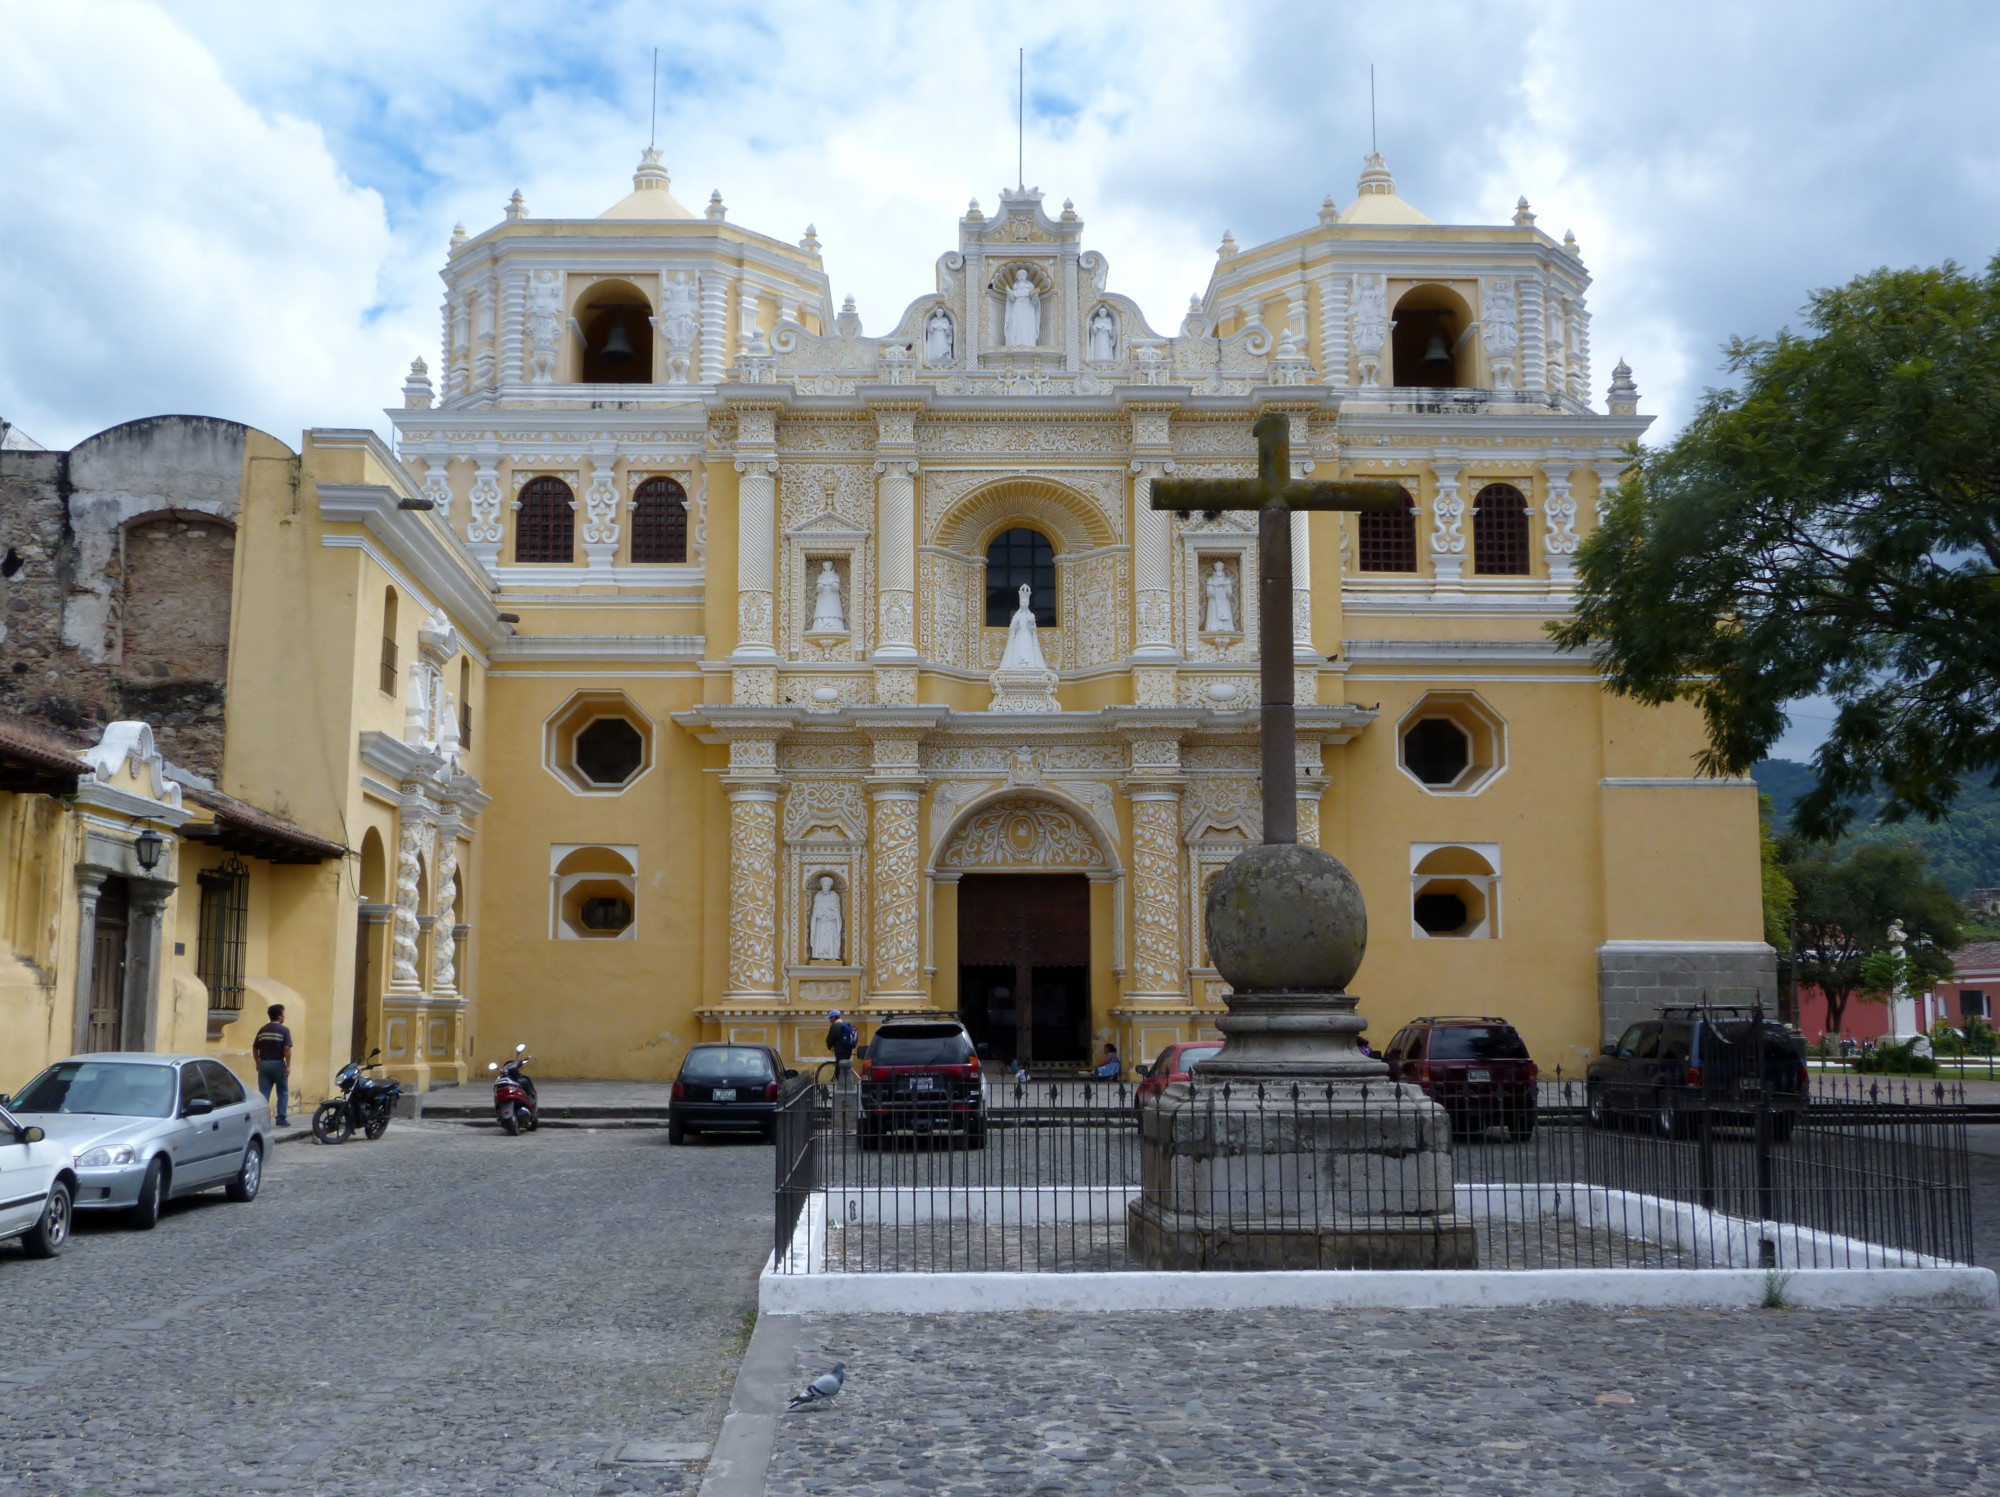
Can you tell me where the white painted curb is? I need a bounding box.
[759,1264,1998,1315]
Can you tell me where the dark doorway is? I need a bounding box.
[89,877,130,1051]
[957,873,1091,1064]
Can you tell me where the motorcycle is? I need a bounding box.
[313,1049,402,1145]
[488,1044,539,1136]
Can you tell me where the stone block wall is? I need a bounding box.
[1596,940,1779,1045]
[0,417,248,776]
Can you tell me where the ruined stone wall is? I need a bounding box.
[0,416,250,776]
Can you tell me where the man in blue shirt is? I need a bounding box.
[252,1004,292,1126]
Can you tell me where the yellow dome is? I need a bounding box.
[600,147,695,221]
[1338,153,1433,226]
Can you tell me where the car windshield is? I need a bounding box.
[680,1048,773,1081]
[12,1061,177,1118]
[870,1029,973,1066]
[1428,1027,1530,1061]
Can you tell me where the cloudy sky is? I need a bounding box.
[5,1,1996,748]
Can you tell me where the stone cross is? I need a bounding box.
[1152,412,1405,844]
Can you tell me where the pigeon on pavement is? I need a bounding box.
[787,1362,846,1410]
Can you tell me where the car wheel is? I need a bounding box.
[668,1117,685,1146]
[1586,1086,1608,1130]
[1770,1111,1797,1143]
[225,1141,263,1203]
[1508,1108,1538,1142]
[363,1107,391,1141]
[128,1158,167,1230]
[1656,1102,1682,1140]
[856,1118,879,1151]
[22,1180,72,1258]
[965,1117,986,1150]
[312,1101,351,1146]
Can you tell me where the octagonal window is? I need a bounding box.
[552,845,638,940]
[1396,691,1506,796]
[545,691,655,796]
[1411,844,1500,940]
[575,718,644,786]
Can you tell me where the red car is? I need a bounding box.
[1135,1040,1225,1108]
[1381,1016,1537,1138]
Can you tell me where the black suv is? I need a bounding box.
[1381,1016,1538,1138]
[1586,1007,1808,1140]
[858,1018,986,1149]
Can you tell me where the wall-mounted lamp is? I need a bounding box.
[496,613,521,624]
[397,498,436,511]
[134,828,166,872]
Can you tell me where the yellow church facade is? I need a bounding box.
[0,150,1770,1098]
[387,150,1769,1080]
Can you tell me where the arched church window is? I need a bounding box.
[1356,487,1417,573]
[516,477,575,564]
[1472,484,1531,576]
[985,527,1056,626]
[630,477,687,563]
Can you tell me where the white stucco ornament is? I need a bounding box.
[1004,269,1040,347]
[1203,561,1236,633]
[809,560,846,633]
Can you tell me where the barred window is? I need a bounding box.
[516,477,575,563]
[1472,483,1531,576]
[197,857,249,1015]
[985,527,1057,625]
[630,477,688,563]
[1357,487,1417,573]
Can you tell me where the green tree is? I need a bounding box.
[1786,841,1961,1035]
[1551,258,2000,840]
[1760,795,1796,952]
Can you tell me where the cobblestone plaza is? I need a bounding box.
[3,1127,1997,1496]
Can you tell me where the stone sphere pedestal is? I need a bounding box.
[1128,843,1478,1270]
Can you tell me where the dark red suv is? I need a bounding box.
[1382,1016,1537,1138]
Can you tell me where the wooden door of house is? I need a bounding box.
[89,878,130,1051]
[957,873,1091,1064]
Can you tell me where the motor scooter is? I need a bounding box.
[487,1044,538,1135]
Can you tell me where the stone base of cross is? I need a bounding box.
[1151,412,1404,843]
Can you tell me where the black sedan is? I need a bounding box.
[669,1044,796,1144]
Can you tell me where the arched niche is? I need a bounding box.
[358,827,387,903]
[575,278,654,385]
[1391,283,1477,389]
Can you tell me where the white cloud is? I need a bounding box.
[6,0,2000,454]
[0,0,410,449]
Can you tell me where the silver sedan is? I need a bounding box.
[2,1054,272,1228]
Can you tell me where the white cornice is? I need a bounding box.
[314,477,501,653]
[1340,638,1573,665]
[489,634,705,663]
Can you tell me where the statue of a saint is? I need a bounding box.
[810,560,846,632]
[1203,561,1236,632]
[1087,305,1117,362]
[998,583,1048,670]
[925,307,954,363]
[1003,269,1039,348]
[809,875,843,962]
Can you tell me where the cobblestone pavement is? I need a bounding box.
[0,1122,772,1497]
[767,1305,2000,1496]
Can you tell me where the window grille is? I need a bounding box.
[197,857,249,1014]
[516,477,575,563]
[379,634,397,695]
[458,659,472,751]
[1473,483,1532,575]
[630,477,688,563]
[985,527,1057,626]
[1357,487,1417,573]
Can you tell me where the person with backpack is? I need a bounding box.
[826,1010,859,1088]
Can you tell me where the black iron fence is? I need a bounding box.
[772,1070,1975,1274]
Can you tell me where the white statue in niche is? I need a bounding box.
[1003,269,1040,347]
[1088,305,1118,362]
[1203,560,1236,633]
[925,306,954,363]
[809,875,844,962]
[999,583,1048,670]
[810,560,846,632]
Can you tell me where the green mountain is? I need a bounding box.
[1752,759,2000,897]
